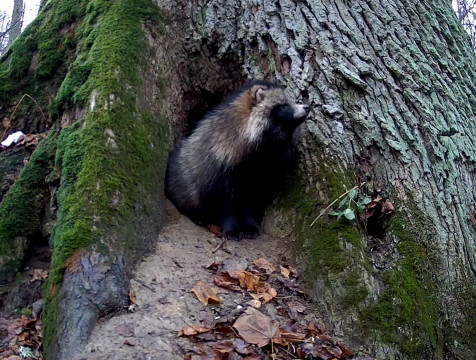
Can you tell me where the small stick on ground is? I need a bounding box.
[131,279,157,293]
[212,238,226,253]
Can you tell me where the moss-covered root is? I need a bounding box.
[0,131,57,283]
[45,251,129,358]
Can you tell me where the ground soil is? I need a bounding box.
[72,201,328,360]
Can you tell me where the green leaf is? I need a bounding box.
[363,196,372,205]
[338,197,349,209]
[349,188,358,200]
[343,208,356,221]
[356,201,365,212]
[329,211,341,216]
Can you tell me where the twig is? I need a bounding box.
[310,182,366,227]
[212,238,226,253]
[0,93,48,143]
[131,278,157,293]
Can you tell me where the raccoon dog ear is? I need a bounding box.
[255,87,266,103]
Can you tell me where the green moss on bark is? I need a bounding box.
[359,214,441,358]
[277,155,369,309]
[0,132,57,282]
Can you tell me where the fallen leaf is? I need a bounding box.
[253,258,276,273]
[191,280,221,306]
[205,261,221,271]
[29,269,49,282]
[233,309,281,347]
[129,287,137,305]
[278,331,307,345]
[213,271,242,292]
[383,200,395,214]
[238,272,261,292]
[287,301,307,319]
[279,266,290,279]
[209,225,222,237]
[214,341,234,356]
[233,338,253,355]
[7,319,24,336]
[178,324,213,337]
[115,323,134,337]
[308,321,326,335]
[123,339,136,346]
[246,299,261,309]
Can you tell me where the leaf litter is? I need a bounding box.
[180,257,365,360]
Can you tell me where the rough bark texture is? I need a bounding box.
[8,0,24,46]
[152,0,476,358]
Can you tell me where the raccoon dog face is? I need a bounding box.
[246,84,310,142]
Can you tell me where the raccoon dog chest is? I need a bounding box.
[166,81,310,240]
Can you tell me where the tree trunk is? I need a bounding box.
[153,0,476,358]
[8,0,24,46]
[0,0,475,359]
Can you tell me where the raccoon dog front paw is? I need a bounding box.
[220,217,242,241]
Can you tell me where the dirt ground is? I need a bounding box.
[72,201,328,360]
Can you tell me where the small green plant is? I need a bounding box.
[328,188,372,222]
[13,307,33,317]
[310,183,368,227]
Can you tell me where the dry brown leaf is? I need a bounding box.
[29,269,49,283]
[279,265,290,279]
[191,280,221,306]
[277,331,307,345]
[253,258,276,273]
[287,301,307,319]
[308,321,326,335]
[214,341,234,356]
[124,339,136,346]
[213,271,242,292]
[233,338,253,355]
[129,287,137,305]
[238,271,261,292]
[7,319,24,336]
[247,299,261,309]
[208,224,222,237]
[233,309,281,347]
[383,200,395,214]
[205,261,221,271]
[178,324,213,337]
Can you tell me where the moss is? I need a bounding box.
[298,219,362,277]
[342,272,369,308]
[0,132,57,282]
[359,214,441,358]
[39,0,166,355]
[278,155,369,309]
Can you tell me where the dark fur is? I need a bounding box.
[166,81,309,240]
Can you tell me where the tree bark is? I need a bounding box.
[8,0,24,46]
[0,0,475,359]
[153,0,476,358]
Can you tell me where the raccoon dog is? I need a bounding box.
[166,81,310,240]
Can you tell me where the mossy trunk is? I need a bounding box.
[0,0,168,359]
[154,0,476,358]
